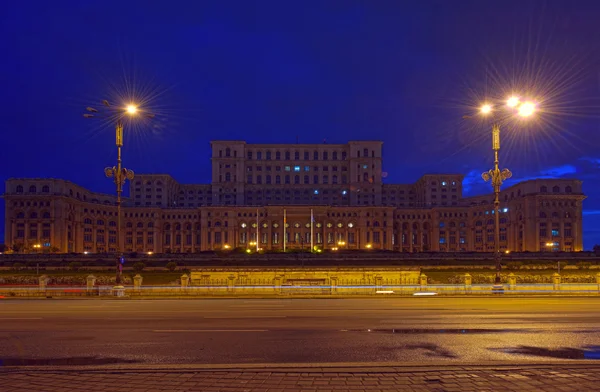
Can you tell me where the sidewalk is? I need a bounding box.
[2,362,600,391]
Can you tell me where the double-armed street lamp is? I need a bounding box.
[465,96,536,289]
[83,100,154,284]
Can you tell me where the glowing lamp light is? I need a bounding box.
[518,101,536,117]
[480,104,492,114]
[223,244,231,250]
[506,96,520,108]
[126,104,138,115]
[147,251,153,255]
[505,250,510,254]
[365,244,372,249]
[246,249,252,254]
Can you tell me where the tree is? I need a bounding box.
[132,262,146,273]
[593,244,600,255]
[69,262,82,271]
[165,262,177,272]
[12,243,24,253]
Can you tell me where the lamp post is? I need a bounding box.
[465,96,536,289]
[83,101,154,284]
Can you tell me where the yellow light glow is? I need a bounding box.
[480,104,492,114]
[365,244,372,249]
[223,244,230,250]
[126,104,138,115]
[147,251,153,255]
[505,250,510,254]
[246,249,252,253]
[506,96,520,108]
[518,101,536,117]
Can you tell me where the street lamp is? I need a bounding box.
[83,100,154,285]
[468,96,536,289]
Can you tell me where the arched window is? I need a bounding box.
[540,186,548,193]
[275,151,281,160]
[42,185,50,193]
[539,212,547,218]
[126,222,133,228]
[266,151,271,160]
[552,212,559,218]
[294,175,300,184]
[363,148,368,157]
[16,185,23,193]
[313,175,319,184]
[275,175,281,184]
[565,186,572,193]
[332,151,338,160]
[552,186,560,193]
[373,221,380,227]
[285,175,290,184]
[97,220,104,226]
[225,172,231,182]
[332,175,338,184]
[84,218,92,224]
[30,212,38,219]
[304,175,309,184]
[266,175,272,184]
[487,219,494,225]
[29,185,37,193]
[164,223,171,230]
[148,222,154,228]
[175,223,181,231]
[225,148,231,157]
[186,224,192,230]
[109,221,117,227]
[137,222,143,228]
[285,151,290,160]
[500,218,507,224]
[313,151,318,160]
[42,212,51,219]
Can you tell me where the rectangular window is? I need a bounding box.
[186,234,192,245]
[294,166,301,172]
[304,166,310,171]
[284,166,291,171]
[214,232,222,244]
[552,229,559,237]
[247,175,253,184]
[165,234,171,245]
[373,232,380,243]
[176,234,181,245]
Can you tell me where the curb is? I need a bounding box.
[2,295,600,300]
[2,361,600,374]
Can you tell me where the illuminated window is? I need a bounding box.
[294,166,300,171]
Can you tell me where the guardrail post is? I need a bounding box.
[38,275,48,293]
[227,275,235,293]
[181,274,189,289]
[86,275,96,295]
[133,274,143,293]
[552,273,561,292]
[419,274,427,291]
[464,273,472,294]
[330,276,337,295]
[508,273,516,291]
[273,276,282,294]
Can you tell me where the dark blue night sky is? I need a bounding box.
[2,1,600,247]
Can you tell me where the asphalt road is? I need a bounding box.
[1,298,599,366]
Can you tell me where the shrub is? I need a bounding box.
[12,262,25,271]
[69,262,82,271]
[506,261,523,270]
[166,262,177,272]
[577,262,592,270]
[132,262,146,273]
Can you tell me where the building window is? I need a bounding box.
[247,151,252,160]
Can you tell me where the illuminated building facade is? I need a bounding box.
[3,141,585,253]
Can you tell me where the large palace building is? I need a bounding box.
[3,140,586,253]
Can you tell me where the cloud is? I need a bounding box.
[583,210,600,216]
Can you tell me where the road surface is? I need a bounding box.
[0,298,599,365]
